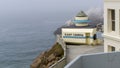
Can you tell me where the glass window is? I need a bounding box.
[111,46,115,51]
[111,10,115,31]
[108,45,115,52]
[111,10,115,20]
[112,21,115,31]
[108,9,115,31]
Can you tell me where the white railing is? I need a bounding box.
[49,35,67,68]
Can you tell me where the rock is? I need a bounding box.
[30,59,41,68]
[30,51,48,68]
[54,48,64,57]
[41,56,48,65]
[47,54,55,62]
[47,60,56,67]
[31,43,64,68]
[55,57,61,61]
[39,65,48,68]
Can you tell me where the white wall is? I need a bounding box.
[62,28,96,44]
[104,1,120,36]
[104,0,120,52]
[104,38,120,52]
[75,17,88,20]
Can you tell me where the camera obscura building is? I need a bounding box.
[62,11,98,45]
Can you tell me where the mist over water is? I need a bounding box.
[0,0,103,68]
[0,13,73,68]
[0,20,63,68]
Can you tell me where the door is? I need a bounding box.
[86,33,90,45]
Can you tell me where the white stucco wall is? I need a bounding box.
[104,38,120,52]
[62,28,96,44]
[75,17,88,20]
[75,24,88,27]
[104,0,120,52]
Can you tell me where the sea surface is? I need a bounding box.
[0,0,103,67]
[0,9,103,68]
[0,20,65,68]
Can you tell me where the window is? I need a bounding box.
[109,9,115,31]
[64,33,72,36]
[112,21,115,31]
[111,46,115,51]
[111,10,115,31]
[108,45,115,52]
[73,34,83,36]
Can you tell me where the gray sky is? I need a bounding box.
[0,0,103,22]
[0,0,103,11]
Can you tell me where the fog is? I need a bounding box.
[0,0,103,23]
[0,0,103,68]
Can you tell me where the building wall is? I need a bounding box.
[104,38,120,52]
[104,0,120,52]
[62,33,88,44]
[75,24,88,27]
[75,17,88,20]
[104,1,120,35]
[62,28,96,44]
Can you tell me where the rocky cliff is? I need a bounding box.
[30,43,64,68]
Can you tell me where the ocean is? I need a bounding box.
[0,0,103,67]
[0,19,65,68]
[0,6,103,68]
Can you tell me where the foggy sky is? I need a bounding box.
[0,0,103,22]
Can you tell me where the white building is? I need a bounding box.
[62,28,96,44]
[104,0,120,52]
[62,11,97,45]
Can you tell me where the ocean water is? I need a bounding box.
[0,0,103,67]
[0,20,64,68]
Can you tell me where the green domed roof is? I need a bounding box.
[76,11,87,17]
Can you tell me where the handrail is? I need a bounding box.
[49,35,67,68]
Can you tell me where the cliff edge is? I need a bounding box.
[30,43,64,68]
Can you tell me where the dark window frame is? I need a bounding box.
[110,9,115,31]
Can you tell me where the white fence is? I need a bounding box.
[49,35,67,68]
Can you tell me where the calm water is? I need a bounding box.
[0,8,103,68]
[0,0,103,67]
[0,20,64,68]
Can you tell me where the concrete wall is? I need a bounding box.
[49,35,67,68]
[65,52,120,68]
[65,56,82,68]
